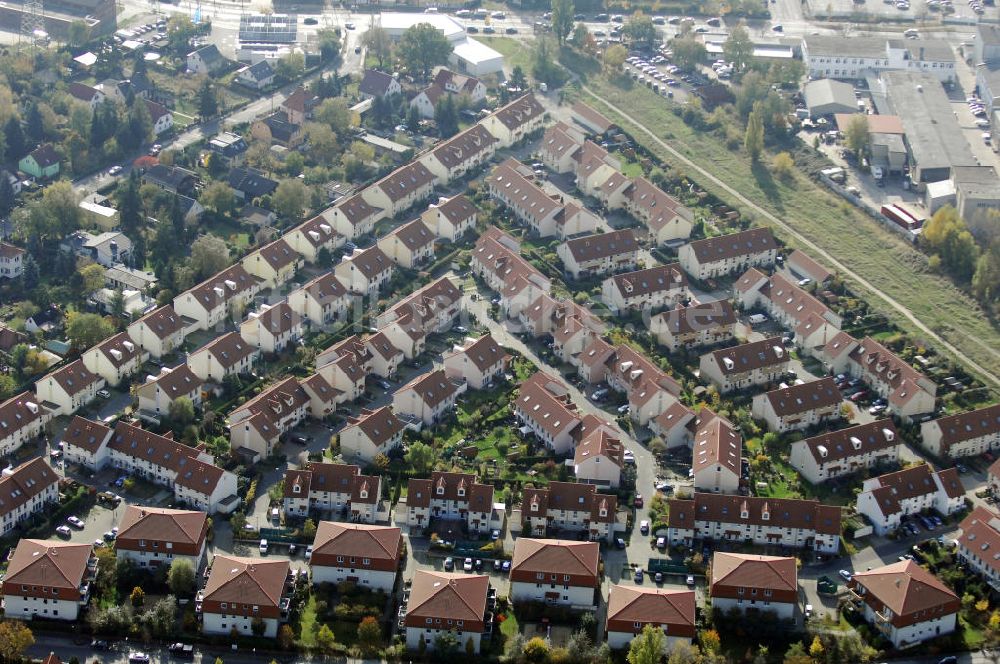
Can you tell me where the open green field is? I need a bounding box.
[479,37,533,74]
[578,75,1000,391]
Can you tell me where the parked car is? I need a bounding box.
[640,520,650,535]
[169,644,194,659]
[463,557,473,572]
[656,537,666,549]
[634,568,644,582]
[686,575,695,586]
[444,556,454,571]
[502,560,511,573]
[259,539,269,554]
[128,653,150,664]
[56,525,71,537]
[67,516,85,529]
[838,569,852,581]
[634,493,643,508]
[615,537,626,549]
[305,546,313,561]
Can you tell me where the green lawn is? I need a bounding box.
[499,610,519,639]
[297,595,319,647]
[580,75,1000,390]
[479,37,533,74]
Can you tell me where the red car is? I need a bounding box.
[849,390,869,403]
[634,494,644,508]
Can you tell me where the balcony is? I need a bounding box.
[195,590,204,613]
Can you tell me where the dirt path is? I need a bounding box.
[582,85,1000,390]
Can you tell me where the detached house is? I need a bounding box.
[0,458,59,535]
[404,471,504,536]
[362,162,436,219]
[650,301,737,352]
[236,60,275,90]
[334,246,393,297]
[855,464,965,535]
[127,305,186,359]
[789,419,900,484]
[557,229,639,280]
[920,404,1000,459]
[136,365,203,420]
[0,243,26,280]
[283,462,383,523]
[509,538,599,607]
[239,301,303,354]
[601,263,688,314]
[359,69,401,100]
[699,337,790,394]
[678,228,779,280]
[340,407,405,463]
[403,571,493,654]
[186,44,229,75]
[392,369,464,426]
[0,393,52,457]
[228,167,278,201]
[606,585,695,651]
[848,561,959,648]
[443,334,509,390]
[667,493,842,554]
[521,481,621,543]
[35,360,104,417]
[242,238,301,290]
[421,195,477,242]
[19,144,60,180]
[480,93,546,147]
[199,556,290,638]
[115,506,209,571]
[145,100,173,136]
[288,272,351,326]
[710,553,798,619]
[280,87,318,126]
[81,332,147,387]
[377,218,436,269]
[2,540,95,621]
[323,194,384,240]
[751,377,842,433]
[187,332,258,382]
[310,522,401,591]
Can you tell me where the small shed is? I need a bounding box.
[804,79,858,117]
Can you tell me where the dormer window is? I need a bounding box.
[293,484,301,494]
[741,509,749,519]
[457,488,465,497]
[436,485,444,496]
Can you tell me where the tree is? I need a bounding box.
[79,263,106,295]
[398,23,454,82]
[700,629,721,654]
[130,586,145,607]
[357,616,382,654]
[973,241,1000,310]
[303,518,317,540]
[571,22,590,48]
[723,24,755,73]
[0,375,16,400]
[671,38,707,71]
[189,234,230,278]
[167,559,196,596]
[782,642,812,664]
[435,95,459,138]
[197,78,218,119]
[922,206,980,281]
[274,53,305,82]
[67,19,90,46]
[273,179,308,222]
[230,512,247,534]
[405,441,435,474]
[142,595,178,639]
[199,181,237,218]
[251,617,266,637]
[510,65,528,92]
[66,312,113,350]
[808,635,824,659]
[551,0,575,45]
[744,105,765,161]
[278,624,295,650]
[772,152,795,181]
[315,98,354,135]
[316,28,342,63]
[844,114,870,155]
[624,14,657,51]
[603,44,628,73]
[566,630,594,663]
[315,624,336,653]
[4,118,25,163]
[524,636,550,663]
[407,104,422,133]
[0,620,35,662]
[434,631,460,656]
[363,27,393,69]
[169,396,196,427]
[532,37,565,88]
[628,624,664,664]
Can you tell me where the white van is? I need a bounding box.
[748,314,768,325]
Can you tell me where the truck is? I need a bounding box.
[880,203,924,231]
[820,167,846,183]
